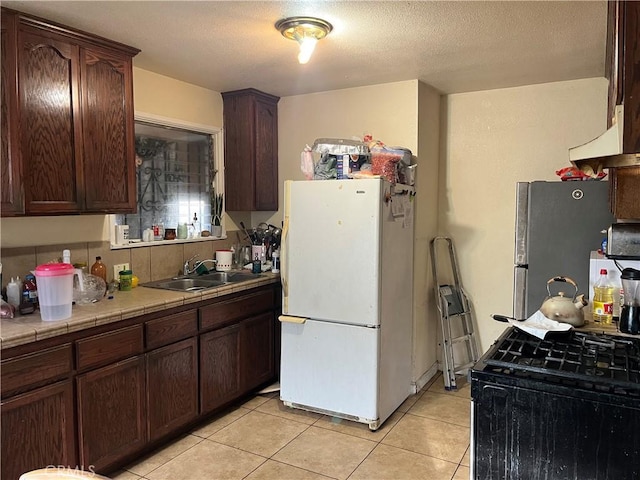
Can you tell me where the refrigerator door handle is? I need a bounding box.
[281,181,291,313]
[279,315,307,324]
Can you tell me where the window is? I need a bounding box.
[114,113,222,243]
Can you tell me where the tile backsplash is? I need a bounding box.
[1,232,240,287]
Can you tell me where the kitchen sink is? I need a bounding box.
[200,271,262,283]
[141,271,263,292]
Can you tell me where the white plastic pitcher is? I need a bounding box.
[34,263,81,321]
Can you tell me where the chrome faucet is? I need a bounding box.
[183,254,199,275]
[183,255,217,275]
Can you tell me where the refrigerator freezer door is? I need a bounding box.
[514,181,614,318]
[280,319,379,421]
[283,179,383,327]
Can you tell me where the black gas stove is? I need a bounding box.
[481,328,640,397]
[471,327,640,480]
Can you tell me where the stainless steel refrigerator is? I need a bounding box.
[279,178,414,430]
[513,181,615,319]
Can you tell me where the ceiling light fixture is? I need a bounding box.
[275,16,333,65]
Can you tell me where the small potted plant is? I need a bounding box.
[211,189,223,237]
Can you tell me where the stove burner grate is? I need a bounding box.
[484,329,640,394]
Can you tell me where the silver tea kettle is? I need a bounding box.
[539,276,588,327]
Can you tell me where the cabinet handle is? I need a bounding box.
[279,315,306,324]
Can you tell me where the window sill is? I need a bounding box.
[110,234,227,250]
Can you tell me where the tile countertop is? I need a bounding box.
[0,273,280,350]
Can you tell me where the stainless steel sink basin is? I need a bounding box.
[202,271,262,283]
[141,271,263,292]
[143,277,226,292]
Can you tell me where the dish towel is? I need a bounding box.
[508,310,572,340]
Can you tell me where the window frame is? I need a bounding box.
[109,111,224,249]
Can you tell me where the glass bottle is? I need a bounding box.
[592,268,614,324]
[90,256,107,282]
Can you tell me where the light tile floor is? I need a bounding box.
[111,373,471,480]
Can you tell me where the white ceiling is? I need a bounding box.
[2,0,608,97]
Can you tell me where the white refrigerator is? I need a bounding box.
[279,178,414,430]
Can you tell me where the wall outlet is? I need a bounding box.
[113,263,130,280]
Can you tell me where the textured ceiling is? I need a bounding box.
[2,1,608,97]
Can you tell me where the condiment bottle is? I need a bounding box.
[22,274,38,308]
[90,256,107,282]
[6,277,21,308]
[252,254,261,274]
[593,268,614,324]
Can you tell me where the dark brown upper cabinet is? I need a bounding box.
[0,8,139,216]
[222,88,279,211]
[606,1,640,220]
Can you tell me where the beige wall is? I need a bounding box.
[133,67,224,127]
[274,80,441,386]
[440,77,609,351]
[0,68,224,249]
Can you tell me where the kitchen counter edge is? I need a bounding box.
[0,273,281,350]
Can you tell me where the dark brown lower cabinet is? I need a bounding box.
[1,380,76,479]
[146,338,198,441]
[76,356,146,472]
[242,313,275,392]
[200,323,241,414]
[0,284,280,477]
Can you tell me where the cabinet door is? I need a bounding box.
[241,312,275,393]
[19,27,84,214]
[81,46,136,213]
[254,97,278,211]
[610,167,640,219]
[200,323,241,414]
[1,11,23,216]
[222,89,279,212]
[223,92,254,211]
[1,380,76,480]
[147,338,198,441]
[77,356,146,471]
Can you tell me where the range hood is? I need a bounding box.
[570,105,640,174]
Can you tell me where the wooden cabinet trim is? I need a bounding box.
[1,10,24,216]
[1,343,72,397]
[146,309,198,350]
[76,324,143,371]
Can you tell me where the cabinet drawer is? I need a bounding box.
[76,325,143,371]
[146,310,198,350]
[200,289,274,331]
[1,344,73,397]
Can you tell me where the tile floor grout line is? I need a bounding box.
[343,441,384,480]
[402,409,472,430]
[264,421,315,459]
[124,433,205,478]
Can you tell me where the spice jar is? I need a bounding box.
[119,270,133,291]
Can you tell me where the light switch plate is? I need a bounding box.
[113,263,130,280]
